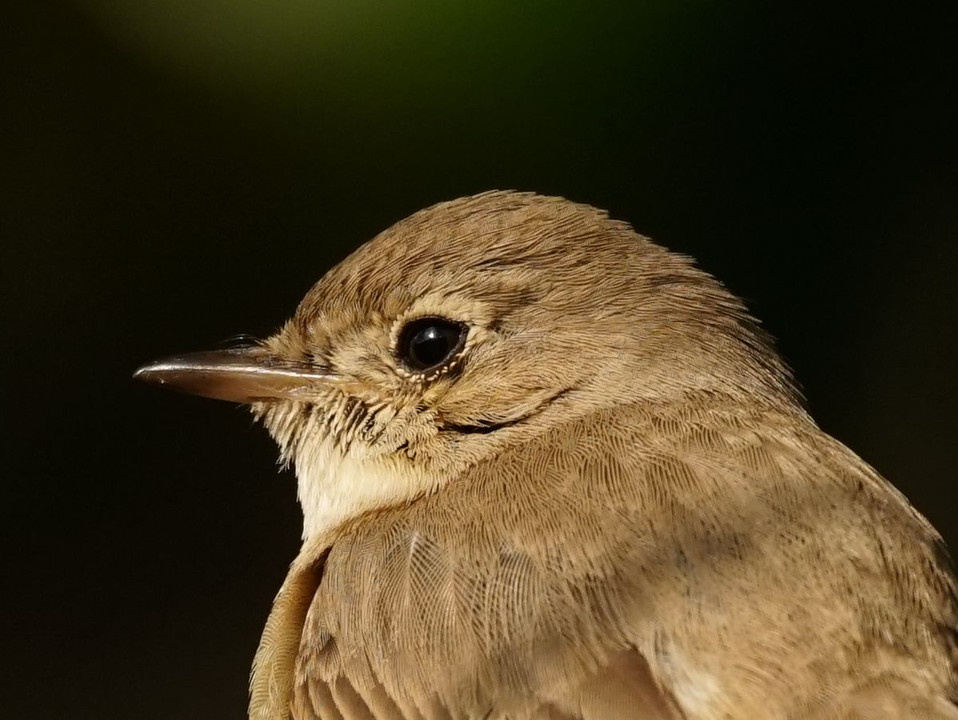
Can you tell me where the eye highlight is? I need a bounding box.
[397,317,467,373]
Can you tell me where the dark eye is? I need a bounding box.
[398,317,467,373]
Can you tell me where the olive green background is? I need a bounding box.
[3,2,956,718]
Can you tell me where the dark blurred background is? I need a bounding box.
[3,1,956,718]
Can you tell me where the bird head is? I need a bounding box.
[136,191,798,539]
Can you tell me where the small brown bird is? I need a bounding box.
[136,191,958,719]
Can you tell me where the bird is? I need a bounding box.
[135,191,958,720]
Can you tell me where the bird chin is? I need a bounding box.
[251,398,439,540]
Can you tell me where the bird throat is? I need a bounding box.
[254,397,432,540]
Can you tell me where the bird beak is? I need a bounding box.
[133,347,337,403]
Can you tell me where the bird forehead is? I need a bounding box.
[305,193,624,301]
[294,261,549,344]
[286,192,657,347]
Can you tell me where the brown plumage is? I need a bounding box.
[136,191,958,719]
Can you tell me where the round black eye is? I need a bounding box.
[398,317,467,372]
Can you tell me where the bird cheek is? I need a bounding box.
[433,378,549,428]
[418,379,455,407]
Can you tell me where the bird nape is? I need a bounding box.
[135,191,958,720]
